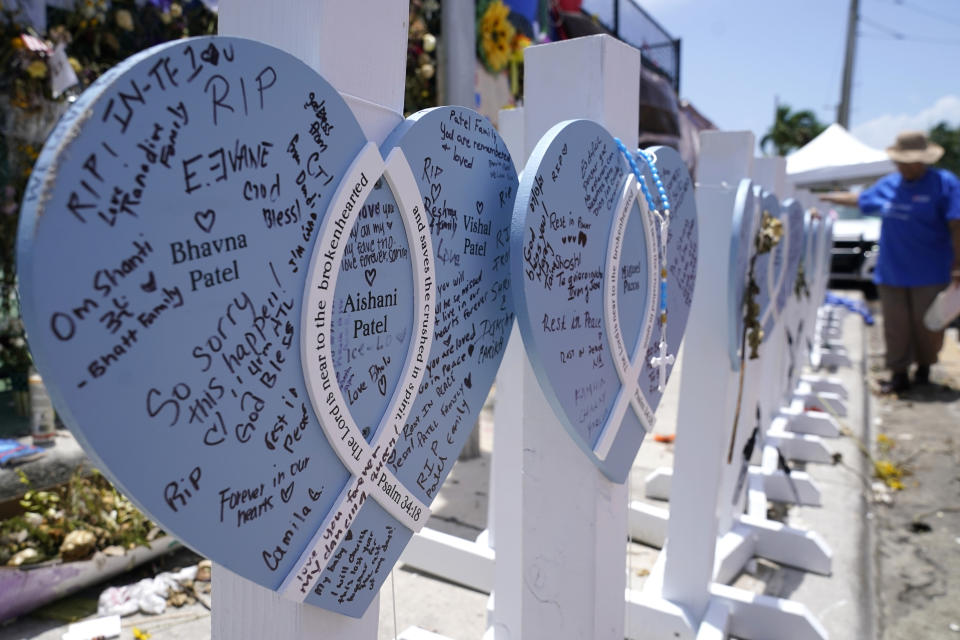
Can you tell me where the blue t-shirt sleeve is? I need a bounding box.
[858,177,889,214]
[940,170,960,221]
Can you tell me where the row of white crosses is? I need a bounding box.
[400,34,650,640]
[397,37,852,640]
[628,139,856,639]
[206,3,852,637]
[207,8,636,639]
[768,188,850,450]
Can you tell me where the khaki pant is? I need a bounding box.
[878,283,947,373]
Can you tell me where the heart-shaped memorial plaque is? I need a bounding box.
[778,199,806,312]
[726,179,761,370]
[726,187,787,504]
[805,211,823,287]
[16,37,517,617]
[755,189,787,338]
[510,120,697,483]
[819,214,835,283]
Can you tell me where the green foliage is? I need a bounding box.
[0,1,217,384]
[404,0,440,116]
[0,467,159,565]
[761,105,827,157]
[929,121,960,176]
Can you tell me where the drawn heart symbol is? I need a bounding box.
[430,182,441,203]
[364,268,377,286]
[140,271,157,293]
[200,42,220,66]
[193,209,215,233]
[16,37,517,620]
[476,200,484,215]
[511,120,698,482]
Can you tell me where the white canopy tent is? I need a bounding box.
[787,123,894,188]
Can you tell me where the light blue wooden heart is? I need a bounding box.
[511,120,697,483]
[779,198,806,310]
[727,179,761,369]
[16,37,517,618]
[755,189,787,337]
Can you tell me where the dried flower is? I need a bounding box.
[422,33,436,53]
[115,9,134,31]
[754,210,784,254]
[874,459,905,490]
[26,60,48,79]
[169,3,182,18]
[419,62,435,79]
[794,262,809,299]
[511,33,531,63]
[743,211,784,359]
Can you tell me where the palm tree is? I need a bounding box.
[929,121,960,176]
[761,105,827,156]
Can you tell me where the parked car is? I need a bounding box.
[829,204,880,298]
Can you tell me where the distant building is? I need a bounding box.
[556,0,717,174]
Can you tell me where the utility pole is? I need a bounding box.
[837,0,859,128]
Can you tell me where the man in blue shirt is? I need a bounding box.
[829,131,960,393]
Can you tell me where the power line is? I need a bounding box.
[859,15,960,45]
[891,0,960,29]
[859,30,960,46]
[860,16,903,38]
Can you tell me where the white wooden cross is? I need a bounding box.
[490,35,640,640]
[212,2,408,638]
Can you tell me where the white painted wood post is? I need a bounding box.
[212,565,379,639]
[219,1,408,146]
[487,105,526,555]
[660,131,754,619]
[753,157,786,198]
[211,3,410,637]
[489,35,639,640]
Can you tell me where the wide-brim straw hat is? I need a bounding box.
[886,130,944,164]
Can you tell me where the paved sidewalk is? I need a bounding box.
[0,295,879,639]
[868,307,960,639]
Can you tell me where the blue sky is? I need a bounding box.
[591,0,960,153]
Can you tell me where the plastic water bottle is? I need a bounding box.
[28,371,56,447]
